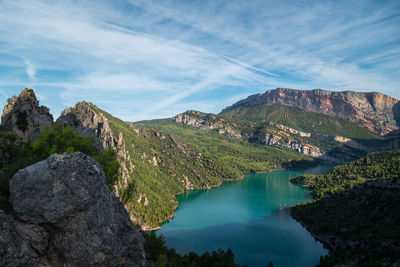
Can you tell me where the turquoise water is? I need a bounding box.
[157,165,333,267]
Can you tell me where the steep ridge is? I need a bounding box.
[221,88,400,135]
[1,88,53,141]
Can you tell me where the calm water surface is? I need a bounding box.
[157,165,334,267]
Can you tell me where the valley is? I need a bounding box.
[1,87,399,266]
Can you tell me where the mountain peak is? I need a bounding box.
[1,88,53,140]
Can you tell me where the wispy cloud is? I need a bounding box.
[23,59,36,80]
[0,0,399,121]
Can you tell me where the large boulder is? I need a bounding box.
[1,88,53,141]
[9,152,146,266]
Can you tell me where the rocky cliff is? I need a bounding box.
[172,110,244,139]
[1,152,146,266]
[1,88,53,141]
[172,110,364,162]
[221,88,400,135]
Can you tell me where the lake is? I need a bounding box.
[157,165,334,267]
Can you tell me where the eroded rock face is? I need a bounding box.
[222,88,400,135]
[1,88,53,141]
[8,152,146,267]
[55,111,103,152]
[59,102,115,149]
[172,110,243,139]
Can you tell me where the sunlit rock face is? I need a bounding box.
[222,88,400,135]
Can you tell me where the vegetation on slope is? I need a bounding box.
[0,125,119,211]
[70,103,311,229]
[221,104,380,142]
[139,120,310,172]
[291,149,400,198]
[291,149,400,266]
[292,178,400,266]
[144,232,242,267]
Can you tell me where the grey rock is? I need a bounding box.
[9,152,146,266]
[0,210,41,266]
[55,112,103,152]
[59,102,116,149]
[13,220,49,254]
[1,88,53,141]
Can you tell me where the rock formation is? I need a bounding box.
[221,88,400,135]
[55,111,103,152]
[172,110,243,139]
[58,101,115,149]
[1,88,53,141]
[2,152,146,266]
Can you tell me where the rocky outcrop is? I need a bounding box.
[55,111,103,152]
[1,88,53,141]
[58,101,115,149]
[172,110,243,139]
[5,152,146,266]
[269,122,370,152]
[222,88,400,135]
[253,133,324,158]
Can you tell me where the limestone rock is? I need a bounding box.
[222,88,400,135]
[9,152,146,266]
[55,111,103,152]
[0,210,40,266]
[172,110,243,139]
[1,88,53,141]
[59,102,115,149]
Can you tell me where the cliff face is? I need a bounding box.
[221,88,400,135]
[172,110,244,139]
[1,88,53,141]
[2,152,146,266]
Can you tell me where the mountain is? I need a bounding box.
[221,88,400,135]
[165,110,382,162]
[59,102,308,229]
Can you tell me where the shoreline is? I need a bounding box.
[290,210,334,252]
[149,168,278,231]
[149,165,326,231]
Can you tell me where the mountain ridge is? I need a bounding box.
[221,88,400,135]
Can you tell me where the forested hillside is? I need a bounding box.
[291,149,400,266]
[61,102,310,229]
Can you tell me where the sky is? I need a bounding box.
[0,0,399,121]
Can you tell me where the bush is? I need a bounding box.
[16,110,28,132]
[0,125,120,210]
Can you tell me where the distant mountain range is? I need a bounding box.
[221,88,400,135]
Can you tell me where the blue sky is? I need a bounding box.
[0,0,399,121]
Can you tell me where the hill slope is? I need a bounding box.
[221,88,400,135]
[291,149,400,266]
[160,110,380,163]
[220,104,380,142]
[60,102,309,229]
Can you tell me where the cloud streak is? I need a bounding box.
[0,0,399,121]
